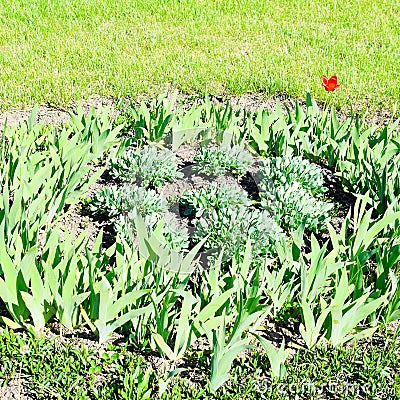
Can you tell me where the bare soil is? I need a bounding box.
[0,92,397,399]
[0,380,37,400]
[0,91,398,130]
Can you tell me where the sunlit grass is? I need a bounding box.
[0,0,399,113]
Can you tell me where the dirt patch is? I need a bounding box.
[0,91,398,131]
[62,179,117,251]
[0,94,115,128]
[0,379,37,400]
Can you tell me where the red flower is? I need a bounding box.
[322,75,341,91]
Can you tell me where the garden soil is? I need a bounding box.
[0,92,397,399]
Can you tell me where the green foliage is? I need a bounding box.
[297,197,400,349]
[258,156,327,197]
[115,211,190,251]
[194,144,254,176]
[1,1,400,114]
[90,184,189,251]
[115,94,177,143]
[180,182,251,218]
[195,205,286,263]
[250,98,400,218]
[90,185,168,218]
[110,145,182,187]
[0,329,155,400]
[0,107,122,334]
[257,156,332,232]
[1,98,400,397]
[164,332,400,399]
[253,335,290,379]
[260,183,333,232]
[0,106,121,253]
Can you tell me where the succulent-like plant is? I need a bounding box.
[257,156,332,232]
[90,185,168,218]
[90,184,189,250]
[194,144,254,176]
[115,210,189,251]
[179,182,251,218]
[260,182,333,232]
[89,186,125,217]
[194,205,285,263]
[258,156,327,197]
[110,145,183,187]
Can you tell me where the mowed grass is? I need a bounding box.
[0,0,399,113]
[1,328,399,399]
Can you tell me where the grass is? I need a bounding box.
[0,328,154,399]
[0,0,399,113]
[1,328,399,399]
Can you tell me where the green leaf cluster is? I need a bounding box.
[194,144,254,176]
[258,156,327,196]
[110,145,182,187]
[258,157,333,232]
[195,206,285,264]
[180,182,251,218]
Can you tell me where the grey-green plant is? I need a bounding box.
[179,182,251,218]
[115,211,190,251]
[194,144,254,176]
[110,145,182,187]
[90,185,168,218]
[260,182,333,232]
[258,156,327,197]
[89,186,125,217]
[90,185,189,250]
[194,205,286,263]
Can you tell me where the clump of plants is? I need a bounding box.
[115,211,189,251]
[258,156,327,196]
[261,183,333,232]
[90,184,189,250]
[91,144,192,251]
[90,185,168,217]
[258,156,333,231]
[194,144,254,176]
[178,183,284,263]
[110,145,182,187]
[180,182,251,218]
[194,205,285,263]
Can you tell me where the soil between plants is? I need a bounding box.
[0,91,398,130]
[1,92,398,399]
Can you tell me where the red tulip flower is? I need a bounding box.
[322,75,341,91]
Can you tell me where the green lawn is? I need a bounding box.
[0,0,399,113]
[2,328,399,399]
